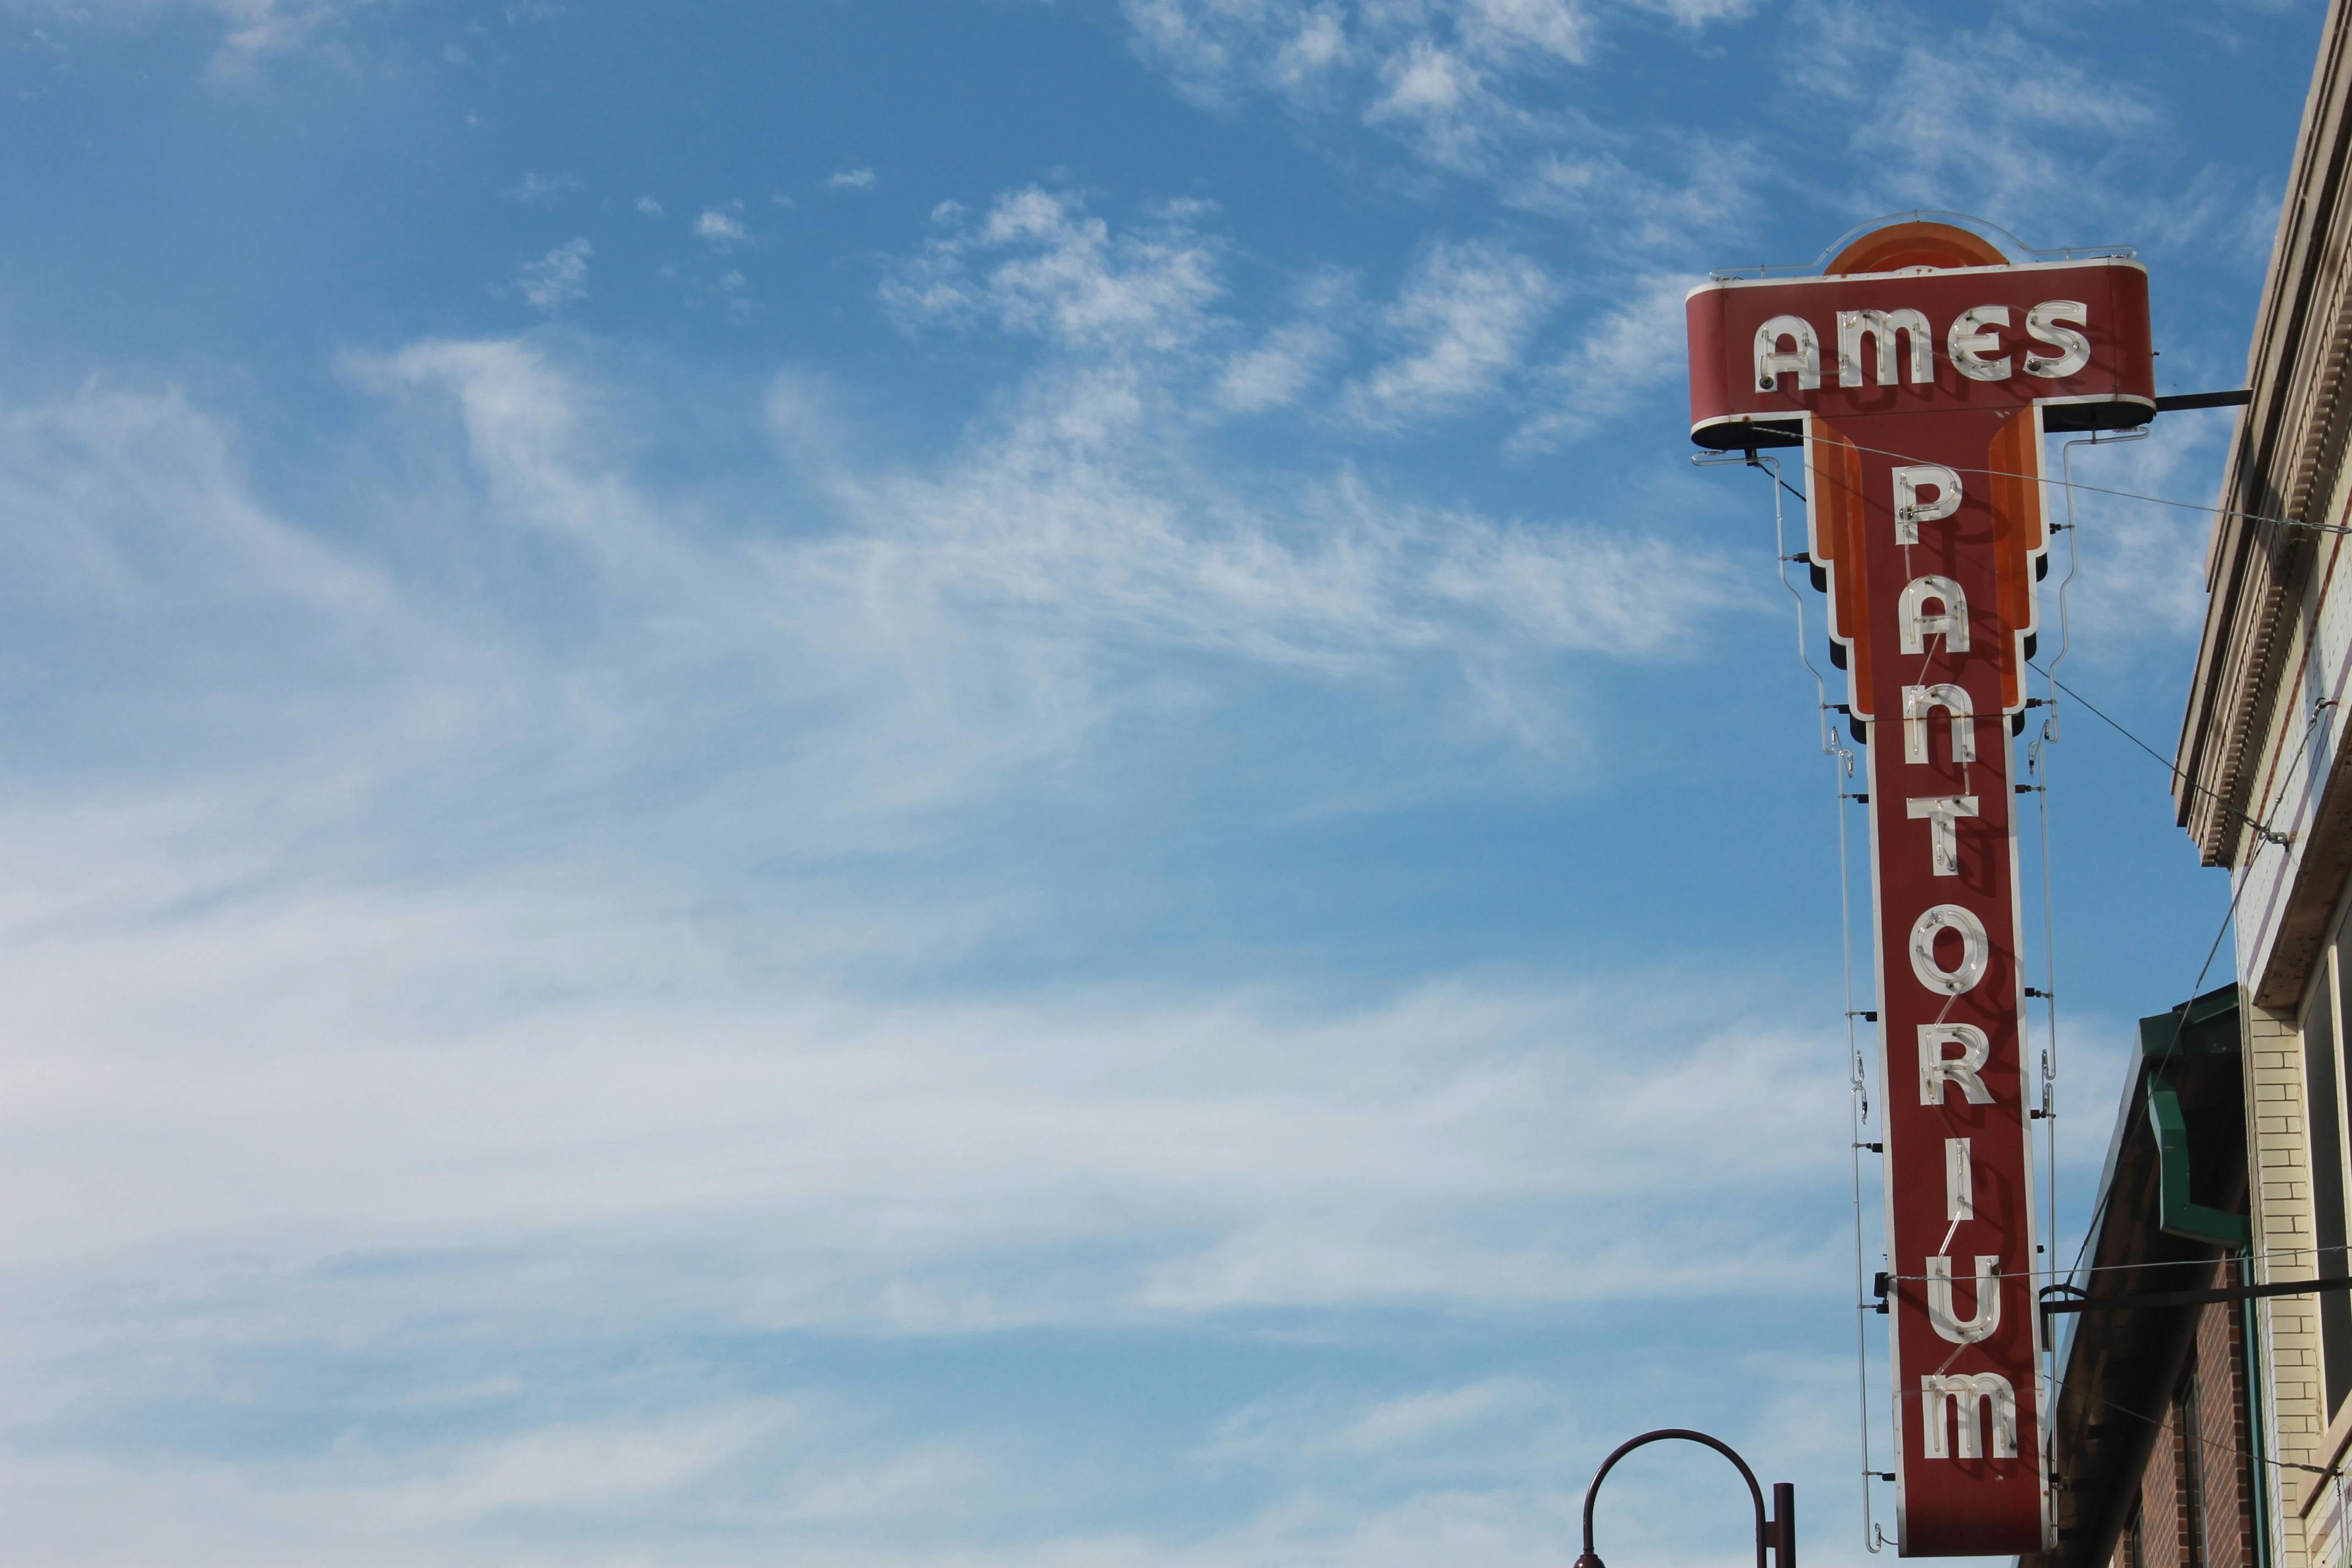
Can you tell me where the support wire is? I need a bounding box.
[1698,448,1883,1550]
[2023,428,2130,1501]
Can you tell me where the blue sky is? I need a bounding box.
[0,2,2320,1564]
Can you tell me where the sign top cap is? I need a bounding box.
[1824,220,2008,277]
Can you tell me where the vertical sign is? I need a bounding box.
[1685,222,2155,1558]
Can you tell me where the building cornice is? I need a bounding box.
[2179,0,2352,885]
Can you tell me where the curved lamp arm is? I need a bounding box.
[1573,1428,1792,1568]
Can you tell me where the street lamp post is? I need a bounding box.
[1572,1429,1794,1568]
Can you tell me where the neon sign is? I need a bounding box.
[1686,221,2155,1558]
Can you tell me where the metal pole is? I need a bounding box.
[1574,1429,1793,1568]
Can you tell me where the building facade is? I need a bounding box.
[2035,988,2264,1568]
[2154,0,2352,1561]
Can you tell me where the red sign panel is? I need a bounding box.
[1686,225,2154,1558]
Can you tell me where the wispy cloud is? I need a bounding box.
[1504,139,1755,256]
[2040,417,2240,662]
[503,170,582,207]
[1787,10,2158,228]
[1120,0,1754,178]
[1217,320,1346,412]
[1206,1378,1547,1464]
[192,0,345,81]
[516,237,592,311]
[695,202,751,248]
[1362,39,1511,170]
[1340,238,1554,427]
[1508,272,1694,454]
[0,362,1793,1382]
[0,5,2285,1565]
[1455,0,1594,72]
[1631,0,1760,23]
[883,188,1225,354]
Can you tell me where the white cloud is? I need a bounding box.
[1216,320,1344,412]
[0,803,1826,1366]
[1457,0,1591,63]
[1507,271,1694,454]
[516,237,592,311]
[0,858,1843,1319]
[883,188,1224,355]
[1369,40,1477,121]
[1362,39,1509,170]
[1630,0,1758,21]
[827,166,879,190]
[503,170,581,206]
[695,203,750,248]
[0,181,1842,1568]
[197,0,342,80]
[2133,164,2289,269]
[0,1392,1010,1565]
[1202,1377,1551,1469]
[0,0,371,84]
[0,1403,1799,1568]
[2041,420,2236,660]
[1272,3,1351,88]
[357,1408,790,1527]
[1340,238,1554,426]
[1334,1379,1535,1451]
[1787,11,2158,226]
[56,0,560,85]
[1118,1,1756,177]
[715,268,752,321]
[1504,141,1755,255]
[0,379,393,622]
[0,351,1806,1340]
[0,184,1771,1566]
[636,194,665,216]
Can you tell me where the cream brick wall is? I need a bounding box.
[2249,1003,2323,1565]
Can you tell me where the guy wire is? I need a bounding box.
[2061,690,2334,1286]
[2049,1299,2339,1493]
[2032,662,2290,846]
[2020,429,2113,1468]
[1774,451,1885,1549]
[1717,449,1888,1549]
[2023,429,2131,1431]
[1884,1240,2352,1284]
[1722,429,2352,538]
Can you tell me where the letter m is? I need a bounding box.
[1920,1372,2017,1459]
[1838,308,1932,386]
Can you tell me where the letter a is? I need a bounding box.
[1754,315,1820,392]
[1900,576,1970,654]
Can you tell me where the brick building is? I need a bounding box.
[2177,0,2352,1563]
[2035,989,2263,1568]
[2041,4,2352,1568]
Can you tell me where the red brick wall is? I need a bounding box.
[2103,1266,2260,1568]
[2139,1396,2186,1568]
[2199,1297,2258,1568]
